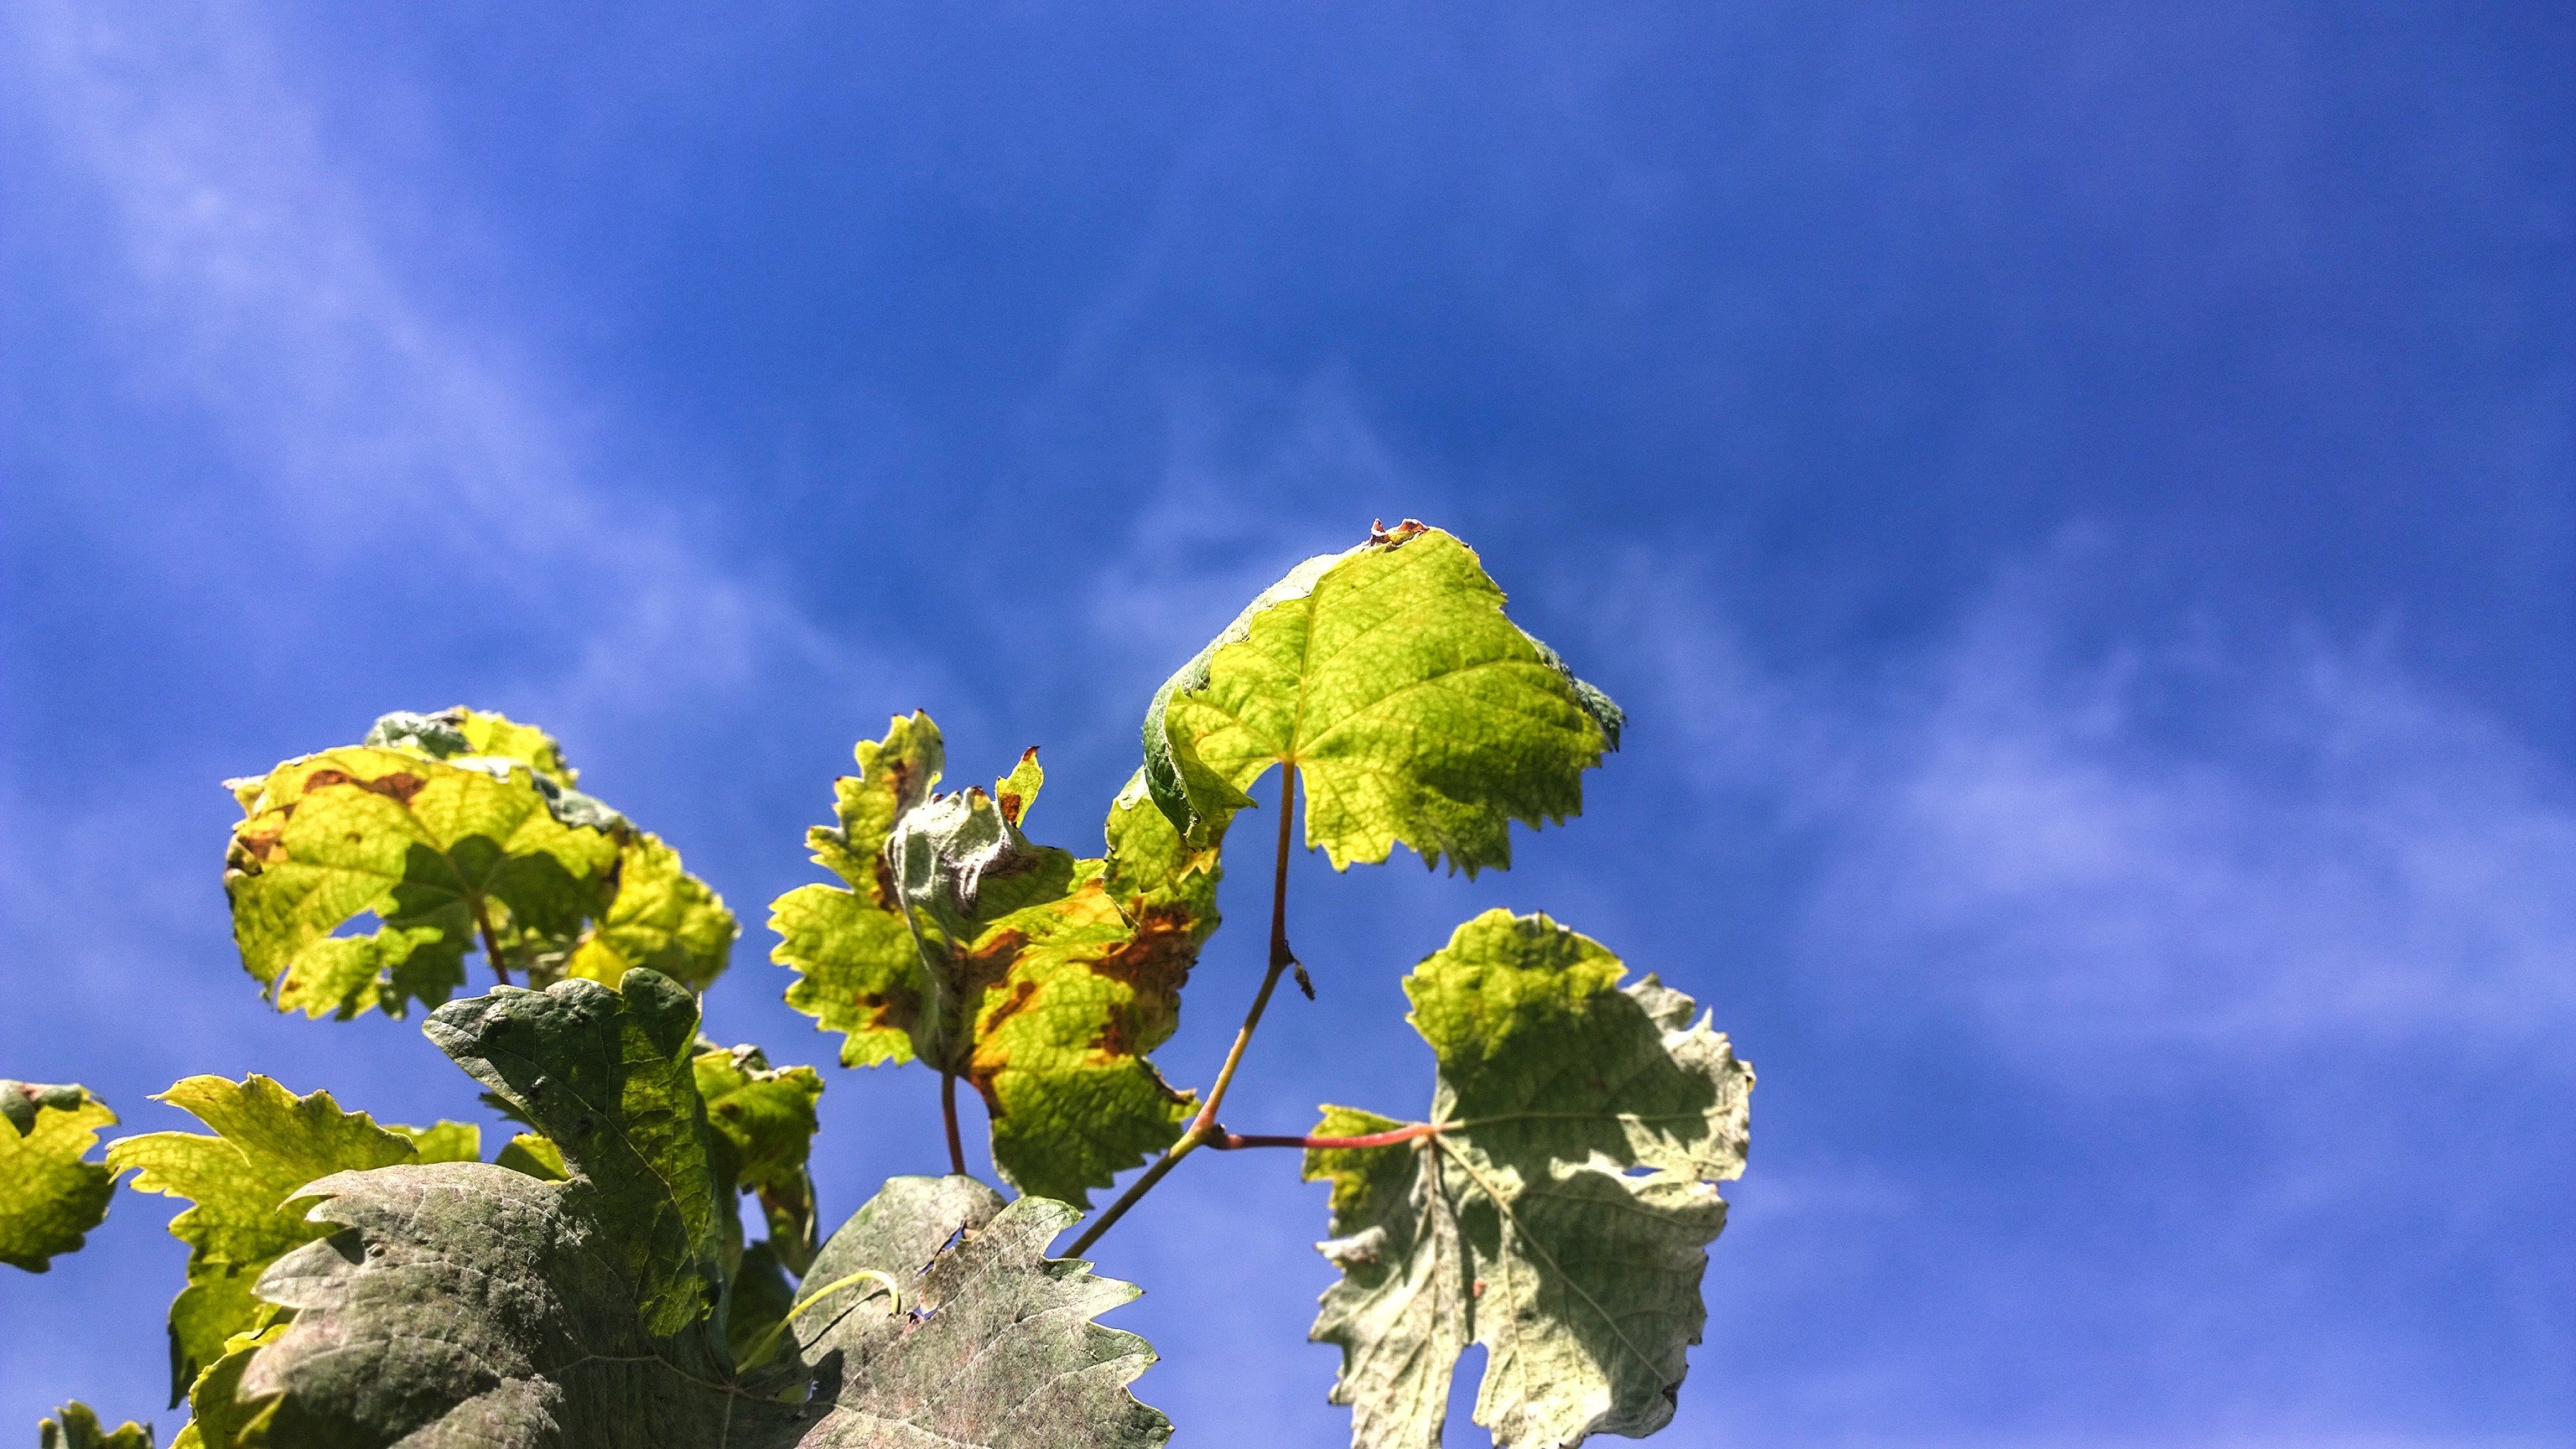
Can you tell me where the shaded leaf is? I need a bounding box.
[1306,910,1753,1449]
[1143,522,1623,875]
[494,1132,569,1181]
[424,969,724,1337]
[106,1076,434,1399]
[693,1043,825,1272]
[772,715,1219,1204]
[36,1404,152,1449]
[231,1166,1169,1448]
[0,1081,116,1273]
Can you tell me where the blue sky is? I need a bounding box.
[2,3,2568,1445]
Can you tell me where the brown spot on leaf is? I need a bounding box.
[959,928,1028,1008]
[855,985,920,1036]
[878,756,917,808]
[979,979,1041,1034]
[305,768,428,806]
[1085,904,1198,1008]
[996,747,1039,827]
[1368,517,1429,548]
[870,854,901,911]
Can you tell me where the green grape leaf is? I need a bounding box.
[424,969,725,1337]
[106,1075,454,1400]
[225,709,735,1018]
[1305,910,1753,1449]
[171,1322,285,1449]
[0,1081,117,1273]
[1143,522,1623,875]
[36,1404,153,1449]
[566,832,740,992]
[773,716,1219,1205]
[224,1166,1169,1449]
[693,1044,825,1270]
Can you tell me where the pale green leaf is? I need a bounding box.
[424,969,725,1337]
[1143,522,1623,875]
[106,1075,439,1399]
[772,716,1218,1205]
[36,1403,152,1449]
[1306,910,1753,1449]
[226,1166,1169,1448]
[0,1081,116,1273]
[566,832,741,993]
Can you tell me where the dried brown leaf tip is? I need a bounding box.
[1368,517,1430,548]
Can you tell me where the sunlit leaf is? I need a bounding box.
[106,1076,470,1399]
[1143,522,1623,874]
[565,832,740,993]
[224,708,734,1018]
[1,1081,117,1274]
[771,712,946,1068]
[1305,910,1752,1449]
[773,716,1220,1203]
[36,1403,152,1449]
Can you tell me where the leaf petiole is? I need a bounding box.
[1065,763,1305,1258]
[1207,1122,1436,1151]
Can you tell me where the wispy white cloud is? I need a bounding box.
[1618,538,2576,1069]
[1,3,910,740]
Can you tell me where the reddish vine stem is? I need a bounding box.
[940,1071,967,1177]
[1208,1123,1436,1152]
[1064,763,1302,1259]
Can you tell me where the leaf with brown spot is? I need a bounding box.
[225,709,734,1019]
[771,714,1223,1205]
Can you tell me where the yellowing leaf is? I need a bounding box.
[1144,522,1623,874]
[1306,911,1753,1449]
[224,709,735,1019]
[37,1403,153,1449]
[771,711,946,1067]
[106,1075,462,1398]
[772,715,1220,1204]
[693,1044,825,1272]
[0,1080,117,1274]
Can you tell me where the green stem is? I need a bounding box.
[1064,763,1302,1259]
